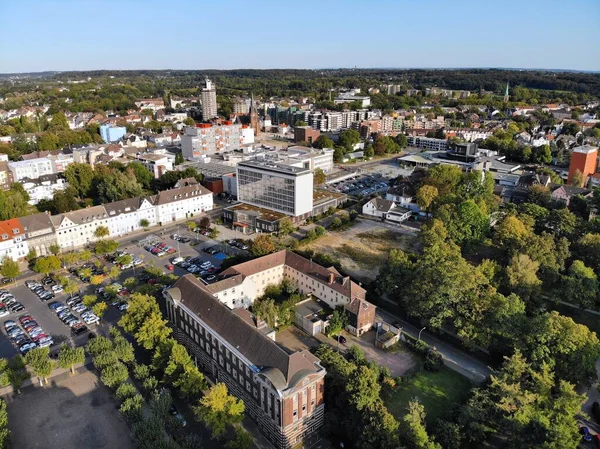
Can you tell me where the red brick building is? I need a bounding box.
[165,275,326,449]
[568,145,598,186]
[294,126,320,145]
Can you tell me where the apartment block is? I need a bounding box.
[181,123,247,159]
[164,275,326,449]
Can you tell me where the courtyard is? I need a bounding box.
[6,370,134,449]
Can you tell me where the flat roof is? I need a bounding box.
[295,298,333,321]
[573,145,599,154]
[189,161,237,177]
[238,159,311,175]
[226,203,287,222]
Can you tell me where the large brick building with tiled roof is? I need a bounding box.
[164,275,326,449]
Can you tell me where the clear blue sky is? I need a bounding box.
[1,0,599,73]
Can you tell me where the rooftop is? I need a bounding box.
[573,145,599,154]
[238,159,311,175]
[226,202,287,222]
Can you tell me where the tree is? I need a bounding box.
[62,278,79,298]
[94,226,110,239]
[116,383,138,402]
[200,216,210,229]
[94,239,119,255]
[326,308,348,337]
[127,161,154,189]
[61,251,80,269]
[531,144,552,164]
[65,163,95,197]
[48,243,61,256]
[416,185,438,216]
[250,234,275,257]
[506,254,542,300]
[563,260,598,309]
[395,133,408,148]
[0,256,19,281]
[82,295,98,307]
[401,400,441,449]
[186,221,197,232]
[101,362,129,389]
[313,135,334,149]
[339,129,361,151]
[119,293,161,334]
[570,169,584,187]
[135,311,172,350]
[0,399,8,449]
[139,218,150,229]
[278,217,295,236]
[52,187,79,213]
[313,168,326,185]
[149,388,173,420]
[225,428,253,449]
[33,255,61,276]
[0,187,29,220]
[25,347,55,386]
[92,302,108,318]
[194,383,245,439]
[252,298,278,329]
[58,345,85,374]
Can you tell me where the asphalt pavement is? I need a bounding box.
[375,306,491,383]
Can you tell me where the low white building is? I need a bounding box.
[22,178,68,205]
[8,158,54,182]
[362,197,396,219]
[0,218,28,261]
[136,153,174,179]
[153,180,213,225]
[104,196,157,237]
[51,205,110,251]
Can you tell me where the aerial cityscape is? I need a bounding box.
[0,1,598,449]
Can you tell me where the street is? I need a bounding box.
[375,306,491,383]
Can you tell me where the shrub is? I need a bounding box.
[424,349,444,371]
[116,383,138,402]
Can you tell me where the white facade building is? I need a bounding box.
[0,219,28,261]
[236,160,313,217]
[51,206,110,251]
[181,123,246,159]
[136,153,174,179]
[8,158,54,181]
[104,197,157,237]
[153,182,214,225]
[201,78,218,120]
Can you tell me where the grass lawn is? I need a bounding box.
[385,368,473,424]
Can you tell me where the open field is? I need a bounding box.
[385,367,473,425]
[6,370,133,449]
[304,220,420,282]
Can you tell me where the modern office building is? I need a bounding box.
[236,160,313,218]
[100,124,127,143]
[201,78,218,121]
[164,275,326,449]
[568,145,598,186]
[284,146,334,173]
[181,123,247,159]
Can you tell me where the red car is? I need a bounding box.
[166,264,174,271]
[19,315,34,325]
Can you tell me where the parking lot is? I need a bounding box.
[323,173,389,197]
[6,370,134,449]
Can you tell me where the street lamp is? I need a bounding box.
[418,326,426,341]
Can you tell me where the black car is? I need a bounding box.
[1,278,12,285]
[337,336,347,344]
[8,302,24,313]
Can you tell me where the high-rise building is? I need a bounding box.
[201,78,218,120]
[568,145,599,186]
[236,160,313,217]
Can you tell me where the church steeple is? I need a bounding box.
[503,82,510,103]
[249,91,260,136]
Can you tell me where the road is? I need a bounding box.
[375,306,492,383]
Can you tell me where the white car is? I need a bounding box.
[172,257,184,265]
[0,308,8,318]
[83,315,99,325]
[52,285,63,293]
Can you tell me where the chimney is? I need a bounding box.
[328,273,335,284]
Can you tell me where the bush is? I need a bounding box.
[424,349,444,371]
[120,394,144,422]
[133,363,150,381]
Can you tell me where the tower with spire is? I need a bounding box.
[249,92,260,136]
[503,82,510,103]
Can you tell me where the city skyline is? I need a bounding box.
[1,0,598,73]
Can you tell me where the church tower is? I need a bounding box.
[249,92,260,136]
[503,82,510,103]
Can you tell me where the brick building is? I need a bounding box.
[568,145,599,186]
[164,275,326,449]
[294,126,320,145]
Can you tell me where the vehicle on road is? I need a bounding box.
[580,426,592,442]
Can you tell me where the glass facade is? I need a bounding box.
[238,168,296,214]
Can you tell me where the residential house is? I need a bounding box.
[0,161,14,189]
[0,218,28,261]
[135,153,174,179]
[345,297,376,337]
[8,157,54,182]
[164,275,326,449]
[51,206,110,251]
[550,184,593,206]
[104,196,157,237]
[362,197,396,219]
[385,182,421,213]
[153,181,213,225]
[20,212,57,257]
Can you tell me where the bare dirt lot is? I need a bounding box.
[6,370,133,449]
[304,219,421,282]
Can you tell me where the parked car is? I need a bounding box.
[71,323,88,336]
[4,320,16,332]
[581,426,592,442]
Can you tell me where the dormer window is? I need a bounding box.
[1,234,7,240]
[12,229,19,234]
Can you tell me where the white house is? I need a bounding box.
[0,219,28,261]
[8,158,54,182]
[51,205,110,251]
[384,208,412,224]
[362,197,396,219]
[136,153,174,179]
[153,179,213,225]
[105,197,143,237]
[386,184,421,213]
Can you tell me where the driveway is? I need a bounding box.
[339,329,417,377]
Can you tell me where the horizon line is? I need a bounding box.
[1,66,599,76]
